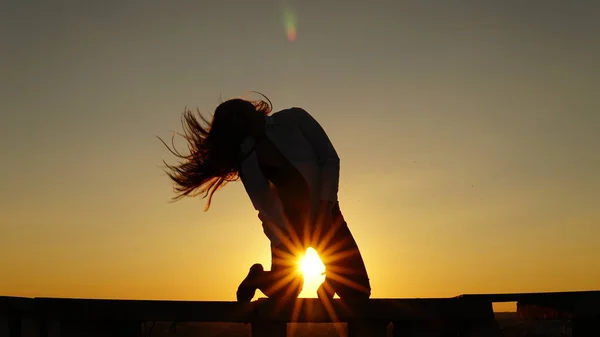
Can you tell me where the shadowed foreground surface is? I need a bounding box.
[129,316,570,337]
[1,292,598,337]
[140,322,345,337]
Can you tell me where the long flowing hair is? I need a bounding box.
[159,93,272,210]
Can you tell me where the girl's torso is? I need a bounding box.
[238,110,324,244]
[254,134,310,228]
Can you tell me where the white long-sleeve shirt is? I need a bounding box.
[238,107,340,246]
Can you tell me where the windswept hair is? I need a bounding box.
[159,93,272,211]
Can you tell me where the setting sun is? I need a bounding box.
[298,248,326,297]
[300,248,325,277]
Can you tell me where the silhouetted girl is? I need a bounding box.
[161,93,371,304]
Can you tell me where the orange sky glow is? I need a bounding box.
[1,2,599,314]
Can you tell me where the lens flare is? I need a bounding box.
[287,27,297,42]
[283,8,297,42]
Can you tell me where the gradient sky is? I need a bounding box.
[1,0,599,305]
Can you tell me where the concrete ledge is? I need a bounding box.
[3,292,599,323]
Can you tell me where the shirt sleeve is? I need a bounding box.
[290,107,340,202]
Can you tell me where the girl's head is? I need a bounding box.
[160,93,272,210]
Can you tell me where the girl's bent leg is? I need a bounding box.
[317,203,371,301]
[257,242,304,301]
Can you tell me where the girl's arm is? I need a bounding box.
[239,138,288,247]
